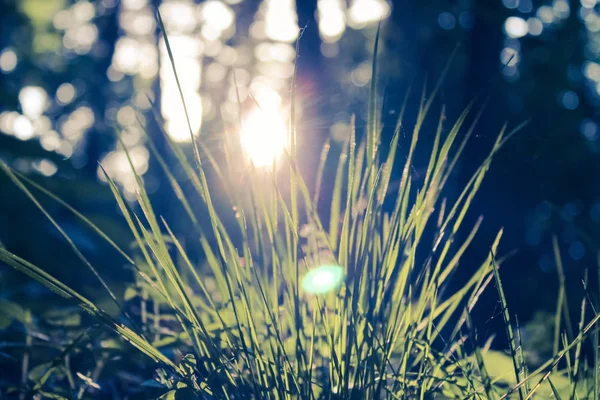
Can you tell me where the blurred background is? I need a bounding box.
[0,0,599,361]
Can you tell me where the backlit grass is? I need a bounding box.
[0,20,599,400]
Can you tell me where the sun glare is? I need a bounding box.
[240,106,287,168]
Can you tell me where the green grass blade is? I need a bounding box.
[553,235,573,351]
[491,252,525,400]
[366,23,381,171]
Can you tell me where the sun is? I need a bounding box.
[240,106,288,167]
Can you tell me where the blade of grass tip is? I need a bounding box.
[195,138,230,196]
[387,97,430,242]
[144,106,206,203]
[495,119,530,150]
[270,174,298,243]
[419,106,444,202]
[329,136,349,251]
[491,250,525,400]
[553,235,573,351]
[592,320,600,400]
[570,269,587,400]
[562,333,573,388]
[113,125,157,219]
[355,165,383,274]
[402,46,459,181]
[426,242,502,340]
[143,123,197,225]
[156,9,202,173]
[348,153,368,266]
[584,355,590,400]
[433,215,483,292]
[225,70,245,186]
[434,122,509,252]
[438,100,485,191]
[425,103,475,211]
[339,115,356,267]
[352,137,365,206]
[597,229,600,399]
[367,22,381,172]
[0,248,180,374]
[0,163,142,336]
[198,234,229,300]
[430,230,503,341]
[515,315,529,394]
[290,23,306,162]
[313,136,332,206]
[377,87,411,207]
[523,356,562,400]
[547,377,563,400]
[142,102,228,202]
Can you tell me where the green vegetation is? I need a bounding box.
[0,27,599,400]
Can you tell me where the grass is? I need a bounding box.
[1,21,599,400]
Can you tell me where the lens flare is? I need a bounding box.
[302,265,345,294]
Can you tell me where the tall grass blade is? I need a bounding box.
[491,252,525,400]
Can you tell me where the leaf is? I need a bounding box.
[29,362,61,382]
[179,353,197,378]
[43,308,81,327]
[124,286,139,301]
[158,385,195,400]
[0,300,26,328]
[100,338,123,349]
[37,391,69,400]
[76,372,101,390]
[159,389,178,400]
[547,377,563,400]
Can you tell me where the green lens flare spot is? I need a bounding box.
[301,265,345,294]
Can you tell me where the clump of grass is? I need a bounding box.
[1,21,599,400]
